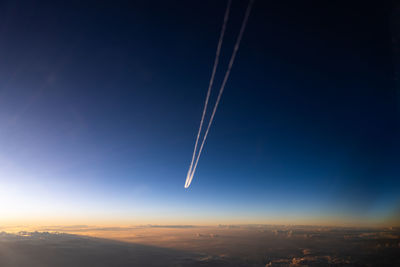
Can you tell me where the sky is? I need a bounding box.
[0,0,399,226]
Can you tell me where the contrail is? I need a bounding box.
[185,0,254,188]
[185,0,232,188]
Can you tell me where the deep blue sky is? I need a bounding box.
[0,0,398,225]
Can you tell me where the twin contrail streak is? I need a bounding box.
[185,0,254,188]
[185,0,232,189]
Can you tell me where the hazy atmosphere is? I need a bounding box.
[0,0,399,266]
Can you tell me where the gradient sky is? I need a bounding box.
[0,0,399,226]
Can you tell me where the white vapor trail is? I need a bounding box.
[185,0,254,188]
[185,0,232,188]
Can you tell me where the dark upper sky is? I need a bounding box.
[0,0,398,225]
